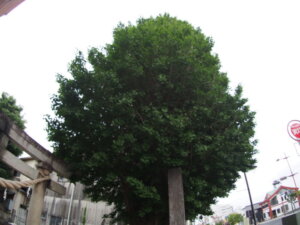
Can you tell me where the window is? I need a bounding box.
[277,208,281,213]
[41,211,47,221]
[285,205,289,211]
[50,216,62,225]
[284,191,289,200]
[246,211,250,217]
[271,196,278,205]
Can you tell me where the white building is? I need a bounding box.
[211,204,234,221]
[260,185,299,221]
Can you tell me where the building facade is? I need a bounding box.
[243,202,264,224]
[260,186,299,220]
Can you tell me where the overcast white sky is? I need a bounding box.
[1,0,300,211]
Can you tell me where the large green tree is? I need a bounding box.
[0,92,25,178]
[47,15,256,225]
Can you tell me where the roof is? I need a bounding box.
[260,186,298,205]
[0,0,25,17]
[265,189,277,200]
[243,202,262,211]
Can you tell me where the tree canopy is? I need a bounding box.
[227,213,243,225]
[47,15,257,225]
[0,92,26,178]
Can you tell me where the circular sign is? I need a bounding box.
[287,120,300,141]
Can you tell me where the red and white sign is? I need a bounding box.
[287,120,300,141]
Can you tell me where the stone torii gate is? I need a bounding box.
[0,111,186,225]
[0,112,70,225]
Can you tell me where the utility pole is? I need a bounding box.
[276,153,297,188]
[244,172,257,225]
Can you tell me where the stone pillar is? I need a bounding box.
[168,168,186,225]
[26,163,51,225]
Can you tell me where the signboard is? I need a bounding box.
[287,120,300,141]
